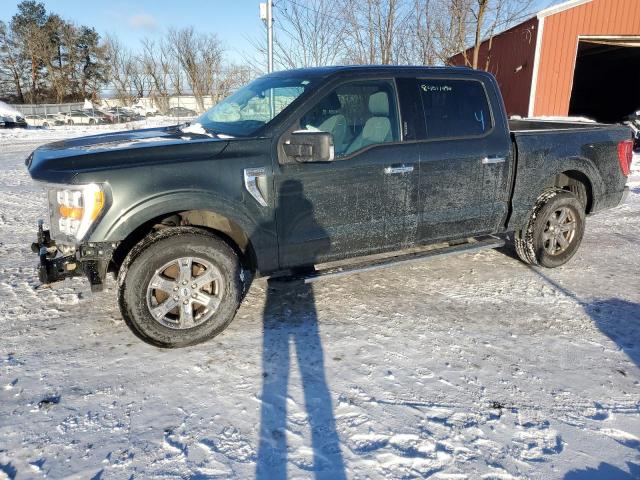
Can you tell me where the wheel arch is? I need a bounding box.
[111,209,258,275]
[100,191,275,276]
[548,169,594,213]
[508,156,602,231]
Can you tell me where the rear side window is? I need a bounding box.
[419,79,492,139]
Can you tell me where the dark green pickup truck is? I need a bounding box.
[28,65,633,347]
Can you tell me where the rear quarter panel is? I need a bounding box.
[508,125,631,231]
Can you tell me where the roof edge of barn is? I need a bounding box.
[536,0,593,19]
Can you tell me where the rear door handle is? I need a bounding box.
[482,156,506,165]
[384,164,414,174]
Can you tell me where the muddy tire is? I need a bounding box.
[515,188,585,268]
[117,227,242,348]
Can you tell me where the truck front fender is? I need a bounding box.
[89,189,278,274]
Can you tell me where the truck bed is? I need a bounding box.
[509,118,610,132]
[506,119,630,232]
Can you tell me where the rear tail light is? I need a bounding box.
[617,139,633,176]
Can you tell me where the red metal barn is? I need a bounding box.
[449,0,640,122]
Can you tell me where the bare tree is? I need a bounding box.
[212,64,252,102]
[277,0,346,68]
[166,27,224,113]
[105,35,136,105]
[395,0,438,65]
[10,0,49,102]
[140,38,172,112]
[435,0,535,69]
[341,0,418,65]
[0,21,26,102]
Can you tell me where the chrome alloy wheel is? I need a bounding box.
[146,257,224,329]
[542,207,576,256]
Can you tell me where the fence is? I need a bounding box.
[15,102,84,116]
[11,95,218,117]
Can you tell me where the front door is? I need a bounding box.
[273,79,420,269]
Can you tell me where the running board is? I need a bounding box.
[290,235,505,284]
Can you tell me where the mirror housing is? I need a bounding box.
[283,131,335,163]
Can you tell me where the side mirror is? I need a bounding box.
[283,130,335,163]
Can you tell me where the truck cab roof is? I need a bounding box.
[267,64,474,80]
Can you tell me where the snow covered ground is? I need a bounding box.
[0,116,185,145]
[0,129,639,479]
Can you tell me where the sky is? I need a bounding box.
[0,0,262,62]
[0,0,559,64]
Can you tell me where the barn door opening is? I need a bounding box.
[568,38,640,123]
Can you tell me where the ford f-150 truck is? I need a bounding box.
[27,66,633,347]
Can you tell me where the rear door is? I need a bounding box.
[408,75,512,242]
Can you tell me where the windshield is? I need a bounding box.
[196,75,313,137]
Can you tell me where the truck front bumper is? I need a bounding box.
[32,221,118,292]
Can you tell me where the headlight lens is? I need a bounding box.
[48,183,106,241]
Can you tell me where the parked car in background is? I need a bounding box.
[63,110,105,125]
[131,104,158,117]
[0,114,27,128]
[44,113,66,126]
[167,106,197,118]
[25,114,57,128]
[106,107,140,123]
[89,110,113,124]
[0,101,27,128]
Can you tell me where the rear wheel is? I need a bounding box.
[514,188,585,268]
[117,227,242,347]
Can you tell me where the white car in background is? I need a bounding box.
[131,103,158,117]
[62,110,105,125]
[25,114,65,127]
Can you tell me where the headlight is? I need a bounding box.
[47,183,106,241]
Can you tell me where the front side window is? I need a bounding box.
[298,80,399,157]
[197,75,313,137]
[419,79,492,139]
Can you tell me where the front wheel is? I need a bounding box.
[117,227,242,347]
[514,189,586,268]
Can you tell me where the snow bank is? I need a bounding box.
[0,101,23,121]
[0,115,179,145]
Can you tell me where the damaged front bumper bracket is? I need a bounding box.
[31,220,115,291]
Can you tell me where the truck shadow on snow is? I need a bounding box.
[527,266,640,375]
[499,245,640,478]
[255,180,347,480]
[499,242,640,372]
[563,461,640,480]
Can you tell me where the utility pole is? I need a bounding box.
[259,0,274,73]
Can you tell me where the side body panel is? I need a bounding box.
[74,138,280,274]
[412,72,513,243]
[508,125,631,231]
[271,76,421,268]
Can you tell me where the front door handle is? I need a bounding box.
[384,164,414,174]
[482,156,506,164]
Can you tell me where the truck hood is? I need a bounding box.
[27,125,231,183]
